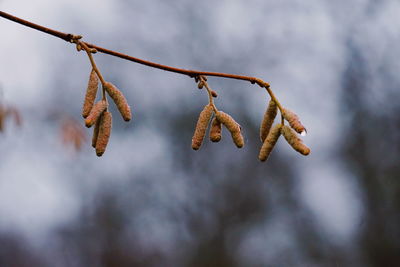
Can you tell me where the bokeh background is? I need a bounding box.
[1,0,399,266]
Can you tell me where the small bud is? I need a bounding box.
[209,117,222,142]
[282,109,306,134]
[85,100,107,128]
[281,125,310,155]
[96,111,112,156]
[82,69,99,118]
[192,104,214,150]
[103,82,132,121]
[258,124,281,161]
[215,111,244,148]
[211,90,218,98]
[260,99,277,142]
[198,81,204,89]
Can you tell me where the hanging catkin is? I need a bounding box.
[103,82,131,121]
[91,114,101,148]
[215,111,244,148]
[192,104,214,150]
[260,99,277,142]
[209,117,222,142]
[96,111,112,156]
[282,109,306,134]
[82,69,99,118]
[85,100,108,128]
[281,125,310,155]
[258,124,281,161]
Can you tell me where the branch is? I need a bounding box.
[0,11,269,87]
[0,10,311,160]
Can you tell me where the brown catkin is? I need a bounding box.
[260,99,277,142]
[96,111,112,156]
[91,114,101,148]
[103,82,131,121]
[85,100,108,128]
[232,131,244,148]
[282,109,306,134]
[281,125,310,155]
[258,124,282,161]
[82,69,99,118]
[215,111,244,148]
[191,104,214,150]
[209,117,222,142]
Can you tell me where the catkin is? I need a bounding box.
[282,109,306,134]
[191,104,214,150]
[82,69,99,118]
[281,125,310,155]
[258,124,281,161]
[260,99,277,142]
[85,100,108,128]
[91,114,101,148]
[215,111,244,148]
[232,131,244,148]
[209,117,222,142]
[96,111,112,156]
[103,82,131,121]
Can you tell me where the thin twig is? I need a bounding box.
[199,76,218,113]
[0,11,270,88]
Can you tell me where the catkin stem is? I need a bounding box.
[265,86,283,114]
[77,40,107,101]
[200,76,218,113]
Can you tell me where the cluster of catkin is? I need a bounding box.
[0,103,22,132]
[258,99,310,161]
[191,77,244,150]
[82,69,131,156]
[191,105,244,150]
[191,76,310,161]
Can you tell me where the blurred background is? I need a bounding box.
[0,0,399,266]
